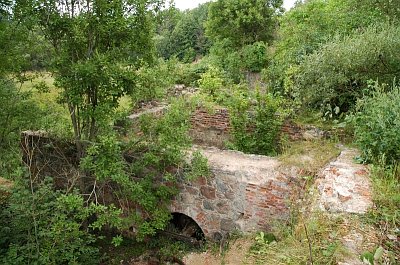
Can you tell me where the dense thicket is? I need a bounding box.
[0,0,208,263]
[352,82,400,164]
[296,23,400,115]
[266,0,383,91]
[156,3,211,62]
[205,0,282,47]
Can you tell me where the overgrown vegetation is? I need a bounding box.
[366,164,400,262]
[297,24,400,116]
[1,0,400,263]
[248,213,348,265]
[228,91,284,155]
[351,82,400,164]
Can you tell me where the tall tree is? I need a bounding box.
[205,0,283,47]
[15,0,163,157]
[156,3,211,61]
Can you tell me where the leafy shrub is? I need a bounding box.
[131,59,178,105]
[296,23,400,115]
[209,40,269,83]
[228,90,284,156]
[265,0,384,95]
[351,82,400,164]
[0,79,39,148]
[241,42,269,73]
[198,66,224,100]
[0,77,53,177]
[83,98,209,240]
[0,179,110,265]
[174,60,209,86]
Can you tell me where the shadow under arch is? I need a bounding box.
[167,212,206,241]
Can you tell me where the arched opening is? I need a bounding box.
[164,212,205,242]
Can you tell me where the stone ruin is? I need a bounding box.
[126,102,315,239]
[19,97,332,241]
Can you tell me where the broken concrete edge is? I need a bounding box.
[316,148,373,215]
[312,148,378,264]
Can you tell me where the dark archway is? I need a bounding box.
[166,212,205,242]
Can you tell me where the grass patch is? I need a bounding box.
[293,110,336,131]
[279,139,341,174]
[246,213,348,265]
[365,164,400,262]
[19,72,72,137]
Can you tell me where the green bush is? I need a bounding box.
[351,82,400,164]
[131,59,178,105]
[198,66,224,100]
[174,61,209,86]
[265,0,385,95]
[209,40,269,83]
[0,179,102,264]
[296,23,400,116]
[228,90,284,156]
[241,42,269,73]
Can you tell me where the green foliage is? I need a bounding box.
[0,179,122,264]
[0,79,39,148]
[365,163,399,261]
[0,77,57,178]
[82,98,208,240]
[205,0,280,81]
[131,59,178,105]
[228,90,284,155]
[351,82,400,164]
[206,0,282,47]
[15,0,162,149]
[209,40,269,82]
[208,40,243,82]
[266,0,386,94]
[249,214,346,265]
[186,150,210,181]
[198,66,224,100]
[156,3,211,62]
[174,60,209,86]
[241,42,269,73]
[369,164,400,229]
[361,246,385,265]
[296,23,400,115]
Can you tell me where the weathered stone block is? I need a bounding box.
[203,200,214,210]
[220,219,237,231]
[200,186,216,199]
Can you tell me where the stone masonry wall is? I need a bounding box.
[170,147,302,239]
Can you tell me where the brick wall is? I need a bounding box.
[189,107,231,148]
[190,108,231,132]
[189,107,305,147]
[129,105,307,147]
